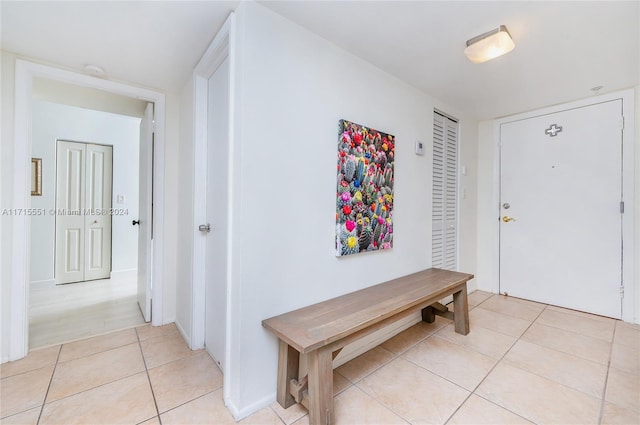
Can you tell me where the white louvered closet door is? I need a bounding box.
[432,112,458,270]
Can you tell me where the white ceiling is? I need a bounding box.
[1,1,239,93]
[2,1,638,120]
[263,1,639,119]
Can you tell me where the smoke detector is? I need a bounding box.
[84,64,105,77]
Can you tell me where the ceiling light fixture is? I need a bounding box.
[464,25,515,64]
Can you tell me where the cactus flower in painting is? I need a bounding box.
[345,220,356,232]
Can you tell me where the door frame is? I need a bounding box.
[492,89,635,322]
[191,11,236,407]
[10,59,166,361]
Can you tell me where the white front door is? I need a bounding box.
[55,141,112,284]
[203,56,230,369]
[500,100,623,318]
[137,103,153,322]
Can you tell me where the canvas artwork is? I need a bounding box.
[336,119,395,257]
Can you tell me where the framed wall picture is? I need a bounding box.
[336,119,394,257]
[31,158,42,196]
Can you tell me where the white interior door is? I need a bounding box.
[500,100,623,318]
[55,141,86,284]
[137,103,153,322]
[55,141,112,283]
[84,144,113,281]
[203,56,230,368]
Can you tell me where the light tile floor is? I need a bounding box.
[2,292,639,424]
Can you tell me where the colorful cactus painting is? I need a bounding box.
[336,119,394,257]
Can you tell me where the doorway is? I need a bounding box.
[28,91,147,348]
[190,14,235,405]
[9,59,166,361]
[202,55,231,369]
[499,99,624,318]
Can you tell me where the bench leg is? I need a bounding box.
[277,340,300,408]
[421,305,435,323]
[307,347,334,425]
[453,286,470,335]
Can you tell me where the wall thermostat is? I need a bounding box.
[415,140,425,155]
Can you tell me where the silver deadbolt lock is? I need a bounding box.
[198,223,211,233]
[502,203,510,209]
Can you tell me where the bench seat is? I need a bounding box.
[262,267,474,425]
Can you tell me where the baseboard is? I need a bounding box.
[1,355,9,364]
[30,279,55,288]
[110,269,137,279]
[30,269,136,286]
[175,319,191,348]
[226,392,275,421]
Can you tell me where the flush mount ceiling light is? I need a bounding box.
[464,25,515,63]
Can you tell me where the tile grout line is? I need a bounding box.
[340,346,399,386]
[56,338,140,364]
[354,294,494,424]
[532,312,615,344]
[356,294,496,424]
[499,306,617,415]
[360,320,449,378]
[349,384,412,425]
[443,296,549,425]
[384,294,502,424]
[144,388,221,423]
[597,323,617,425]
[350,323,452,424]
[35,344,63,425]
[135,327,163,425]
[267,404,290,425]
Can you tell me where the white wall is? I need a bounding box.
[162,91,180,324]
[33,78,148,118]
[458,117,479,283]
[175,77,195,344]
[475,120,500,293]
[214,2,479,417]
[30,100,140,283]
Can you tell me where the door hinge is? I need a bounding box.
[619,117,624,130]
[620,285,624,299]
[620,201,625,214]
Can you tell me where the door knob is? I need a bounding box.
[502,216,516,222]
[198,223,211,233]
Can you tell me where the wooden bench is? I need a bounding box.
[262,268,474,425]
